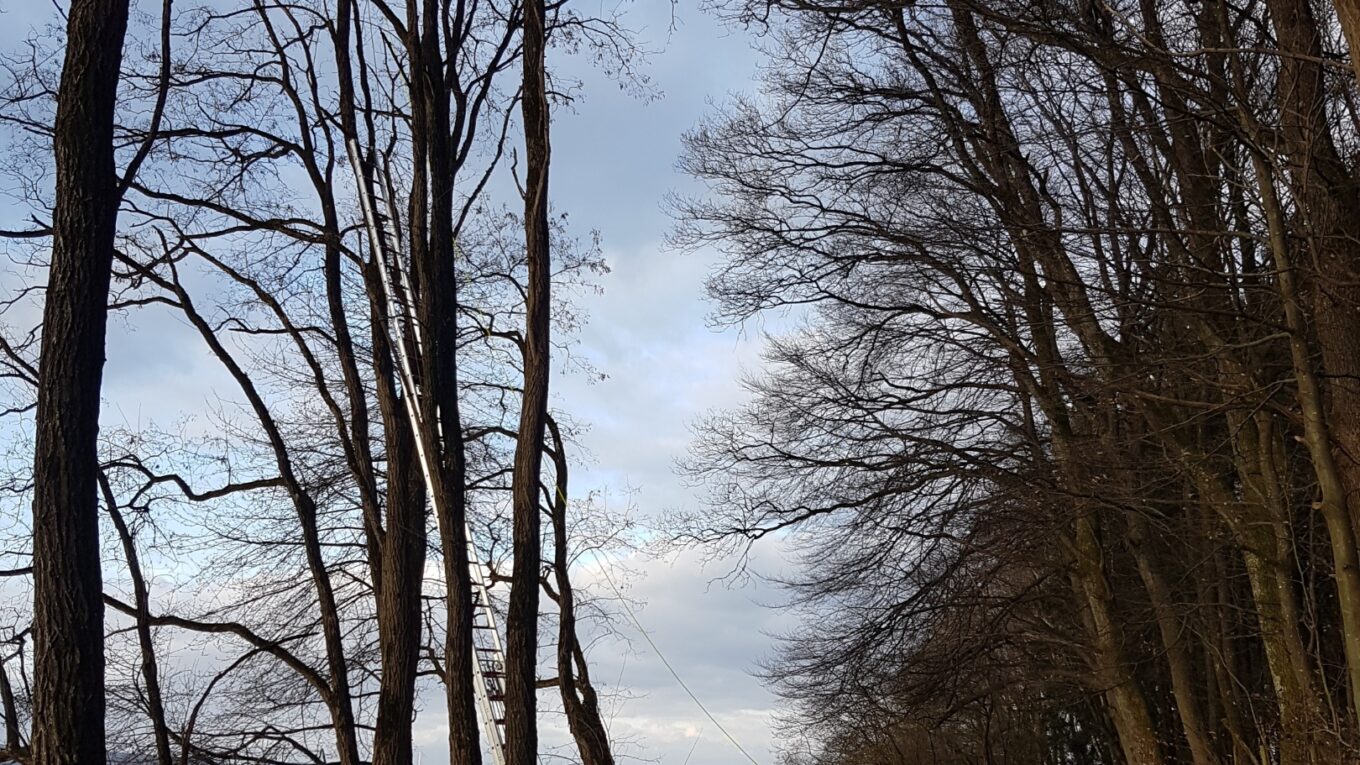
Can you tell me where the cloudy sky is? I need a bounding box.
[0,2,793,763]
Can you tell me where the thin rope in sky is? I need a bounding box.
[682,727,705,765]
[597,563,762,765]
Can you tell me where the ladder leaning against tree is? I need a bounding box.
[346,138,510,765]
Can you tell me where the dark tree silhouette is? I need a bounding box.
[506,1,552,762]
[30,2,132,763]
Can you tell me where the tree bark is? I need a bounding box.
[1249,145,1360,732]
[402,1,482,760]
[546,418,614,765]
[1265,0,1360,557]
[506,2,552,761]
[370,276,429,765]
[1127,514,1219,765]
[31,2,130,762]
[331,4,430,760]
[0,655,23,760]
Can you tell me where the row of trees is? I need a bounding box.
[677,0,1360,763]
[0,1,624,763]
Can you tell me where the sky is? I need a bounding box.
[0,2,793,764]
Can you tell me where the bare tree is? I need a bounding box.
[675,1,1360,763]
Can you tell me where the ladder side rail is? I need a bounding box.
[377,153,427,369]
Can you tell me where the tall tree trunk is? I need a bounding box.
[371,426,427,765]
[0,656,23,760]
[1249,145,1360,731]
[370,281,429,765]
[1127,513,1219,765]
[1070,509,1165,765]
[546,418,614,765]
[506,2,551,761]
[1201,537,1255,765]
[31,2,130,762]
[1265,0,1360,550]
[1211,432,1333,765]
[332,4,433,759]
[402,1,482,760]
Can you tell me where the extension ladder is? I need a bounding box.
[347,139,510,765]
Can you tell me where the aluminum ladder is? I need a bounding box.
[347,139,510,765]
